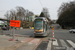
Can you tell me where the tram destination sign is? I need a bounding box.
[10,20,21,27]
[36,19,42,21]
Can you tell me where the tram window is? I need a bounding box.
[44,22,46,32]
[47,24,49,29]
[44,22,46,30]
[44,22,48,31]
[34,20,43,30]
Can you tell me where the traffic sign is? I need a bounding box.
[51,26,53,28]
[52,28,54,30]
[10,20,21,27]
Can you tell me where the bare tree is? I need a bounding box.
[4,11,10,20]
[16,6,26,21]
[25,10,29,21]
[9,9,17,20]
[41,7,50,21]
[4,6,34,28]
[42,8,50,18]
[25,10,34,21]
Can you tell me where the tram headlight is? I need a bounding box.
[35,30,37,31]
[40,31,43,33]
[34,32,36,33]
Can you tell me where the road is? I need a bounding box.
[51,29,75,50]
[1,29,34,36]
[0,28,75,50]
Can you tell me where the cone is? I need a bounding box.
[9,39,14,41]
[52,30,56,41]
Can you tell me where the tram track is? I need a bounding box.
[33,36,51,50]
[16,36,50,50]
[15,36,43,50]
[33,37,44,50]
[5,37,34,50]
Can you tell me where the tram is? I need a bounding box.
[34,17,50,36]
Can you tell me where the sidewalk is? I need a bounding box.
[0,35,28,50]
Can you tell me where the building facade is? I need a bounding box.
[29,15,35,22]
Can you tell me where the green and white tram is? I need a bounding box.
[34,17,50,36]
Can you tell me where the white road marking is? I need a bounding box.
[59,39,68,47]
[28,39,41,45]
[67,40,75,48]
[46,39,52,50]
[53,39,58,46]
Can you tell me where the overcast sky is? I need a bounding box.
[0,0,74,20]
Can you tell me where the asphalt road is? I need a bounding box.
[0,29,34,37]
[0,28,75,50]
[51,29,75,50]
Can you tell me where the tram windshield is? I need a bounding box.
[34,19,43,30]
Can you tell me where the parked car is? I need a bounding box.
[1,27,8,30]
[1,26,9,30]
[69,29,75,33]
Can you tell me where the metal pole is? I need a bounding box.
[12,27,15,39]
[12,17,15,40]
[1,29,3,35]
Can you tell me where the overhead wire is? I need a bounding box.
[39,0,43,8]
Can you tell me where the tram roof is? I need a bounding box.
[35,17,48,22]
